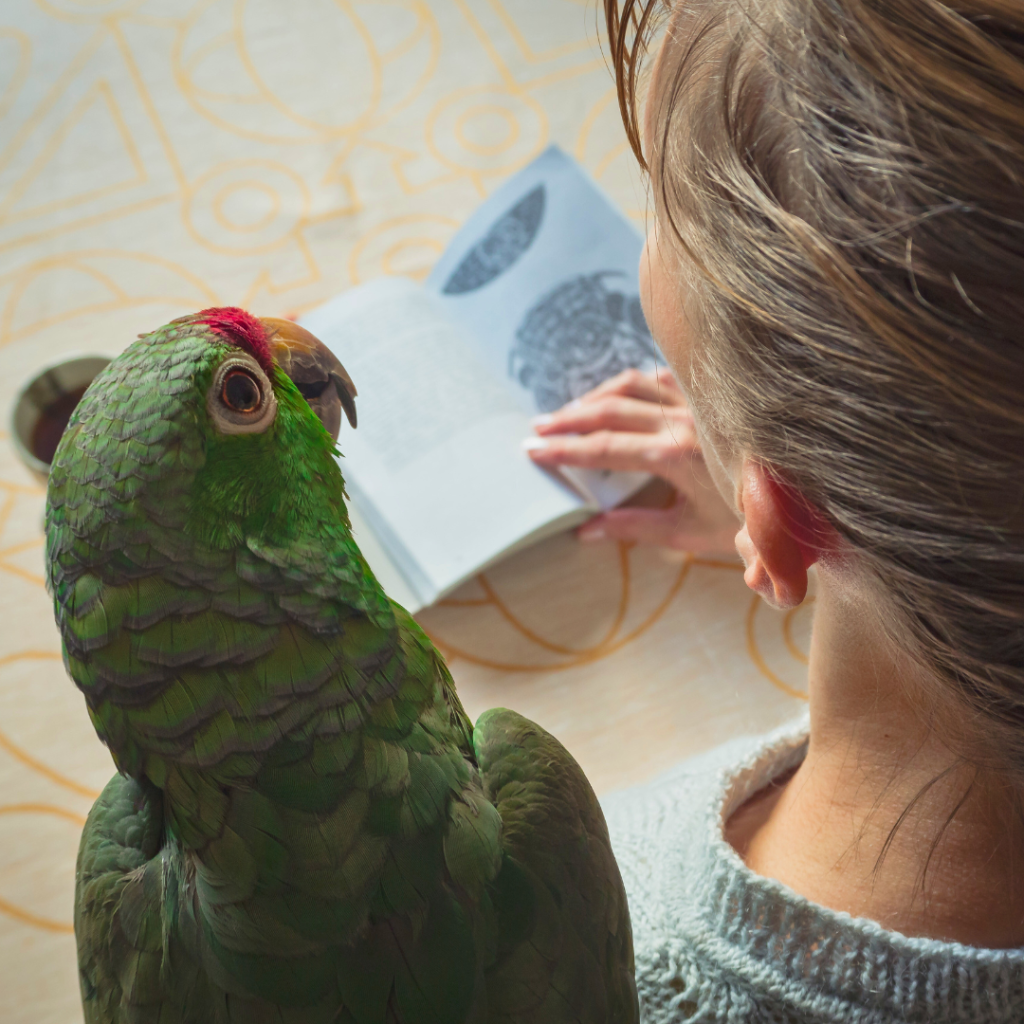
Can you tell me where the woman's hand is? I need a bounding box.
[524,368,739,555]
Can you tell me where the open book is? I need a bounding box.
[301,147,659,613]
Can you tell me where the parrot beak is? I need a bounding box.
[260,317,358,442]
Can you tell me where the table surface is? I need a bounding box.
[0,3,810,1020]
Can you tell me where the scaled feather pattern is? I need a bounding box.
[45,308,638,1024]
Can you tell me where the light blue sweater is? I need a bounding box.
[600,719,1024,1023]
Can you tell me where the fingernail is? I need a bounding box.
[567,398,583,409]
[531,414,554,427]
[579,526,605,542]
[521,437,549,452]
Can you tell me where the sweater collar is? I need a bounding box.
[670,721,1024,1023]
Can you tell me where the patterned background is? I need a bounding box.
[0,2,811,1021]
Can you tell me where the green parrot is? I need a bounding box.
[45,307,638,1024]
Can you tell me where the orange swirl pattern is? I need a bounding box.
[0,3,812,1019]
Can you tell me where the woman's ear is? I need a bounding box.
[735,460,826,609]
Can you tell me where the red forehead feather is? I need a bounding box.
[195,306,273,374]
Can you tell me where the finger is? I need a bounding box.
[589,366,681,398]
[533,395,680,437]
[578,507,739,555]
[524,430,686,474]
[580,367,685,406]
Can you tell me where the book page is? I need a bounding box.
[300,277,592,606]
[345,498,422,613]
[426,146,660,510]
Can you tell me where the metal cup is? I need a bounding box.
[10,355,111,483]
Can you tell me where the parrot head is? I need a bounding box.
[137,306,356,549]
[45,307,382,779]
[56,306,358,548]
[187,307,357,442]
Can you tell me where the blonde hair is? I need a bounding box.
[606,0,1024,774]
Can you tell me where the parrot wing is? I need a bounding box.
[75,773,170,1024]
[473,709,639,1024]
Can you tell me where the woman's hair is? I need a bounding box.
[605,0,1024,776]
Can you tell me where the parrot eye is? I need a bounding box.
[221,369,262,412]
[208,355,277,435]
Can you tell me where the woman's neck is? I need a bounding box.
[726,576,1024,948]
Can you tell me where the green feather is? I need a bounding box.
[47,312,638,1023]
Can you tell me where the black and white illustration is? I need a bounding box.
[302,150,657,604]
[441,185,546,295]
[508,272,658,412]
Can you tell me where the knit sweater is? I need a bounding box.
[600,718,1024,1024]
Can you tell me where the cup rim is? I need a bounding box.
[10,352,113,477]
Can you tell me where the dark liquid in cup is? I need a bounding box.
[31,386,89,466]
